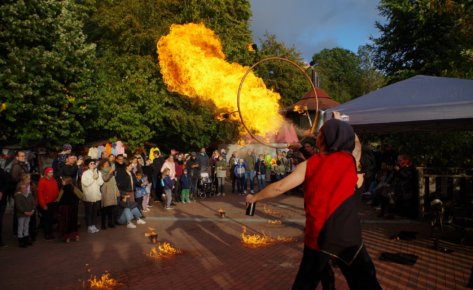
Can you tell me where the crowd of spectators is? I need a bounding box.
[0,141,319,248]
[0,140,419,249]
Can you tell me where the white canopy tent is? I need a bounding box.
[325,75,473,133]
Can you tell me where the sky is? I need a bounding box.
[249,0,384,62]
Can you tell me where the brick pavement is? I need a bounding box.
[0,191,472,290]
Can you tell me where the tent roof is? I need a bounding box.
[286,87,339,111]
[325,75,473,133]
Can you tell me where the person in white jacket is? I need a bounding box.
[81,159,104,233]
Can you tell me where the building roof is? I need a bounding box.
[285,87,339,112]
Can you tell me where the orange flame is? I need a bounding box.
[157,23,284,137]
[148,242,182,259]
[267,219,282,225]
[88,272,120,289]
[263,204,282,217]
[241,226,294,248]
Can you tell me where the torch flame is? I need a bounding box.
[157,23,284,137]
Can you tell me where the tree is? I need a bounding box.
[253,33,311,107]
[357,45,386,96]
[84,0,252,150]
[0,0,96,148]
[372,0,473,81]
[311,48,363,102]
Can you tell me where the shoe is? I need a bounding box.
[251,190,254,194]
[244,190,247,194]
[87,226,96,234]
[222,193,225,196]
[165,206,173,210]
[127,223,136,229]
[182,201,186,204]
[137,219,146,225]
[147,205,153,208]
[216,193,221,197]
[92,225,100,233]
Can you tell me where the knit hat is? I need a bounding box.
[44,167,54,175]
[63,143,72,151]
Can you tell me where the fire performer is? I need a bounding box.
[246,119,381,290]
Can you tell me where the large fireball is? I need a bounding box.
[157,23,284,137]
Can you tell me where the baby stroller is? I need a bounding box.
[197,171,216,199]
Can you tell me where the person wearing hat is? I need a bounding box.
[37,167,60,240]
[246,119,381,290]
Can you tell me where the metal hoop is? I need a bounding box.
[237,56,319,149]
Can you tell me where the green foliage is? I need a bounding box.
[0,0,96,148]
[372,0,473,81]
[85,0,249,150]
[253,33,311,107]
[311,48,385,102]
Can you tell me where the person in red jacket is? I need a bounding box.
[37,167,59,240]
[246,119,381,290]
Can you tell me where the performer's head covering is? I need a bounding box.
[319,119,355,153]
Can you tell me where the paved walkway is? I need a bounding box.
[0,191,472,290]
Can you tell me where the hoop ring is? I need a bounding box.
[237,56,319,149]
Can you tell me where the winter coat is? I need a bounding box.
[115,169,137,194]
[234,163,247,178]
[161,160,176,180]
[37,177,60,209]
[14,192,36,217]
[180,174,191,189]
[81,169,104,202]
[161,176,173,190]
[57,184,83,206]
[100,168,119,207]
[10,159,29,183]
[243,154,255,171]
[255,160,266,175]
[215,160,227,178]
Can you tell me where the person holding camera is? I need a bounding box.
[81,160,103,234]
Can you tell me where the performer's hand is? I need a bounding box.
[245,194,256,204]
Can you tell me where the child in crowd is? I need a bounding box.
[142,173,152,212]
[134,171,146,212]
[57,176,84,243]
[161,168,174,209]
[14,182,36,248]
[234,159,247,195]
[116,194,146,229]
[180,170,191,203]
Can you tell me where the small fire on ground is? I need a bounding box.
[88,272,120,289]
[148,242,182,259]
[263,205,283,217]
[241,226,294,248]
[267,219,282,225]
